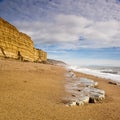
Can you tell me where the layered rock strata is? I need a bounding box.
[0,18,47,62]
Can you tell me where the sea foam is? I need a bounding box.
[68,65,120,83]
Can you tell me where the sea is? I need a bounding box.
[68,65,120,83]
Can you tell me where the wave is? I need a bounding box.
[68,65,120,83]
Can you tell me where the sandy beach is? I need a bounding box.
[0,59,120,120]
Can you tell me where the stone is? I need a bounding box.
[67,101,76,107]
[80,78,98,87]
[117,82,120,86]
[89,93,105,102]
[65,71,105,107]
[76,96,90,105]
[76,101,84,106]
[80,96,90,104]
[83,87,105,102]
[94,82,98,87]
[108,81,120,87]
[84,87,104,94]
[0,18,47,62]
[68,71,76,78]
[72,94,76,97]
[108,81,117,85]
[89,97,97,103]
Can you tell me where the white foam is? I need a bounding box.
[68,65,120,83]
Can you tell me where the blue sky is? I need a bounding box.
[0,0,120,66]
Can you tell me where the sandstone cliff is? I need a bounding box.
[0,18,47,62]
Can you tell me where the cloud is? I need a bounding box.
[66,58,120,66]
[0,0,120,26]
[1,0,120,22]
[14,14,120,50]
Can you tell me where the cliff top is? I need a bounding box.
[0,17,18,31]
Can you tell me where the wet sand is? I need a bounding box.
[0,59,120,120]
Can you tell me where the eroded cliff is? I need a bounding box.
[0,18,47,62]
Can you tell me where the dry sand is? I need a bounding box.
[0,59,120,120]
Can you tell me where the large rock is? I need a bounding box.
[83,87,105,103]
[65,71,105,106]
[0,18,47,62]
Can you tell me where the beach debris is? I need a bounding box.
[108,81,117,85]
[65,71,105,107]
[108,81,120,87]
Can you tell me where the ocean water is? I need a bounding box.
[68,65,120,83]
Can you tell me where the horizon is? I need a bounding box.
[0,0,120,66]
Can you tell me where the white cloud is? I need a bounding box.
[14,14,120,49]
[1,0,120,21]
[66,58,120,67]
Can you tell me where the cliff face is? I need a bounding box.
[0,18,47,62]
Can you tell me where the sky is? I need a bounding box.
[0,0,120,66]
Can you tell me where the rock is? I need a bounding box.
[72,94,76,97]
[76,101,84,106]
[0,18,47,62]
[108,81,117,85]
[89,97,97,103]
[80,78,98,87]
[83,87,105,102]
[89,93,105,102]
[69,71,76,78]
[86,87,105,96]
[67,101,76,107]
[117,82,120,86]
[94,82,98,87]
[108,81,120,87]
[65,72,105,107]
[78,89,82,92]
[81,96,90,103]
[68,96,90,106]
[77,96,90,104]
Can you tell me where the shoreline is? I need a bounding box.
[64,70,105,106]
[0,59,120,120]
[68,66,120,83]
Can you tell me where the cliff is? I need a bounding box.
[0,18,47,62]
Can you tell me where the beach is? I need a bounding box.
[0,59,120,120]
